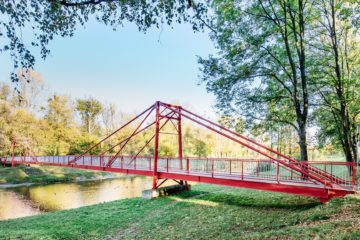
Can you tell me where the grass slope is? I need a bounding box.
[0,165,117,184]
[0,184,359,240]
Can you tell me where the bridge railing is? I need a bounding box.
[100,156,356,189]
[3,155,357,190]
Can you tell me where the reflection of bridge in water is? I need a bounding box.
[1,102,357,202]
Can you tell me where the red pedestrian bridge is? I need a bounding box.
[1,101,357,202]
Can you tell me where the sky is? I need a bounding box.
[0,20,217,118]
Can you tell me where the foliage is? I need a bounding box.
[76,98,103,135]
[68,134,101,155]
[0,165,114,184]
[0,184,359,239]
[310,0,360,162]
[193,139,209,157]
[44,95,78,155]
[0,0,208,81]
[199,0,360,162]
[218,114,244,134]
[15,69,46,111]
[0,80,349,160]
[46,95,74,129]
[199,0,315,161]
[1,0,357,163]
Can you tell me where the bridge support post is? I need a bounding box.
[178,106,183,171]
[11,140,16,168]
[177,106,188,189]
[152,101,160,190]
[143,184,190,199]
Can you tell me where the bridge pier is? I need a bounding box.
[142,184,191,199]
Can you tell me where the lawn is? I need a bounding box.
[0,165,119,185]
[0,184,359,239]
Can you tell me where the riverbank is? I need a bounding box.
[0,184,359,239]
[0,165,121,186]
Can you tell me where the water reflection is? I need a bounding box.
[0,190,41,220]
[0,175,153,220]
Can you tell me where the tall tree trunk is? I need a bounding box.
[297,118,308,161]
[340,103,355,162]
[282,0,309,161]
[277,127,281,154]
[350,124,357,164]
[297,0,309,161]
[288,129,292,155]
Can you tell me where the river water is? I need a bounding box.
[0,176,154,221]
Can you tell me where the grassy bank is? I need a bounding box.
[0,184,359,239]
[0,165,119,185]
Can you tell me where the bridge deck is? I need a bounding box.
[1,155,356,200]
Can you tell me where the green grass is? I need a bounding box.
[0,184,359,240]
[0,165,119,184]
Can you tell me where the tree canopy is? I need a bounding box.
[1,0,359,162]
[0,0,208,81]
[199,0,360,162]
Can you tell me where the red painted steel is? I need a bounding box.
[3,155,356,201]
[2,101,357,202]
[161,102,346,185]
[11,140,16,168]
[106,107,154,167]
[69,104,155,164]
[153,101,161,189]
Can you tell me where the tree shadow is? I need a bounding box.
[206,192,320,210]
[175,190,211,199]
[178,190,321,210]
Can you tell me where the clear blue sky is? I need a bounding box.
[0,20,217,117]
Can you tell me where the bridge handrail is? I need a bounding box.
[5,155,356,186]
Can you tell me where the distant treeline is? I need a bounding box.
[0,76,344,161]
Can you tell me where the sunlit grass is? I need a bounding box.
[168,195,220,207]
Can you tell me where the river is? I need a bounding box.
[0,176,154,221]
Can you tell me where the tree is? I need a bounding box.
[68,134,101,155]
[199,0,315,161]
[0,83,12,156]
[0,83,10,102]
[44,95,77,155]
[311,0,360,163]
[218,114,244,134]
[46,95,74,128]
[76,97,103,135]
[193,139,209,157]
[15,69,46,111]
[1,0,208,81]
[251,118,300,158]
[101,103,120,135]
[8,109,48,156]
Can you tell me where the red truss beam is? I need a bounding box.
[106,107,155,167]
[69,103,155,164]
[158,102,344,187]
[177,105,346,185]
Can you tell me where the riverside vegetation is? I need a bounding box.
[0,165,118,185]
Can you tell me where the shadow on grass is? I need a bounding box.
[201,192,321,210]
[174,188,321,210]
[22,166,45,175]
[175,190,211,198]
